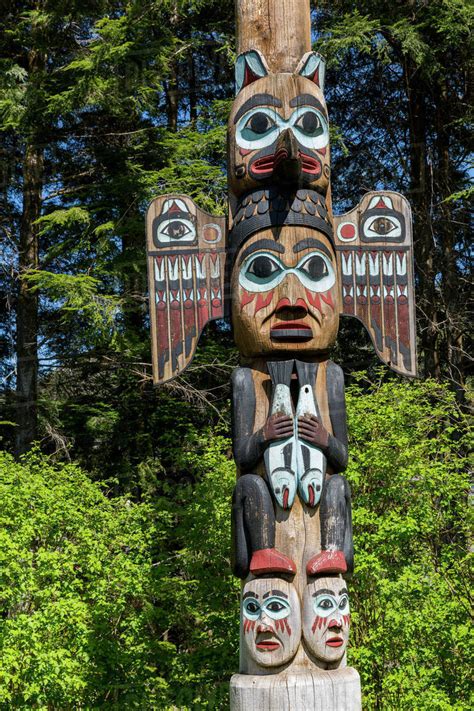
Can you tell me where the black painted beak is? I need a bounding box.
[273,128,302,185]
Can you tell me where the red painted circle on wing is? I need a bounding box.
[340,224,355,239]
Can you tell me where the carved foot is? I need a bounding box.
[250,548,296,576]
[306,550,347,576]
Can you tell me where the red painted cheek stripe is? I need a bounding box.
[240,290,256,310]
[312,615,325,633]
[284,618,292,635]
[243,619,256,634]
[255,290,274,313]
[305,290,321,313]
[320,291,334,310]
[343,614,351,627]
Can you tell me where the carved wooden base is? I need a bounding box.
[230,667,361,711]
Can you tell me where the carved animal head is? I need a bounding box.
[228,50,329,208]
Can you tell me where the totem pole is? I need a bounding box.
[146,1,416,708]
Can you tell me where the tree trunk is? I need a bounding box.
[435,78,465,396]
[16,141,43,455]
[405,67,441,379]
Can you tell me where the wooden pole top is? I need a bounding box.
[236,0,312,73]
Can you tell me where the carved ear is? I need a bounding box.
[235,50,269,94]
[295,52,326,91]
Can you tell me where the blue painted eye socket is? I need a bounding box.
[338,595,349,613]
[236,106,329,152]
[243,253,283,287]
[313,595,336,617]
[239,251,335,294]
[313,594,350,617]
[243,598,261,621]
[262,597,291,620]
[241,111,278,142]
[291,107,328,149]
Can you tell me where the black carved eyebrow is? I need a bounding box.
[289,94,326,115]
[243,591,258,600]
[339,588,349,596]
[238,239,285,265]
[234,94,283,124]
[263,589,289,600]
[312,588,334,597]
[293,238,333,260]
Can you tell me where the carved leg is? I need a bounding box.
[232,474,296,579]
[306,474,354,576]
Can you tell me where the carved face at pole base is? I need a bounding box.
[302,576,350,665]
[241,578,301,668]
[231,226,340,358]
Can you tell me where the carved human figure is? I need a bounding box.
[240,577,301,668]
[230,224,353,579]
[302,576,350,666]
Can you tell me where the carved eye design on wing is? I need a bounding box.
[237,108,279,149]
[364,215,402,239]
[158,218,195,242]
[291,107,329,150]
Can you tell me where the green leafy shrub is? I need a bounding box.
[0,377,471,709]
[0,451,173,709]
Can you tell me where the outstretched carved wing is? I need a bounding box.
[334,191,417,377]
[146,195,227,384]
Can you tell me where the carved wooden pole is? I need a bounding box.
[236,0,312,73]
[146,1,417,708]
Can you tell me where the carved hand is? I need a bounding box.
[262,413,294,444]
[297,414,329,449]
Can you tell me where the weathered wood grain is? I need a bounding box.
[230,667,362,710]
[236,0,311,73]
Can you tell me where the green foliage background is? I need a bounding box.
[0,378,471,709]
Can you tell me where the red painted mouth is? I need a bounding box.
[299,152,322,176]
[252,155,275,174]
[256,640,281,651]
[326,637,344,647]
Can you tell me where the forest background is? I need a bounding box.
[0,0,472,708]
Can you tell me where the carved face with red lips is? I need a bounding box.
[241,578,301,668]
[231,226,340,358]
[302,576,350,665]
[228,51,330,203]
